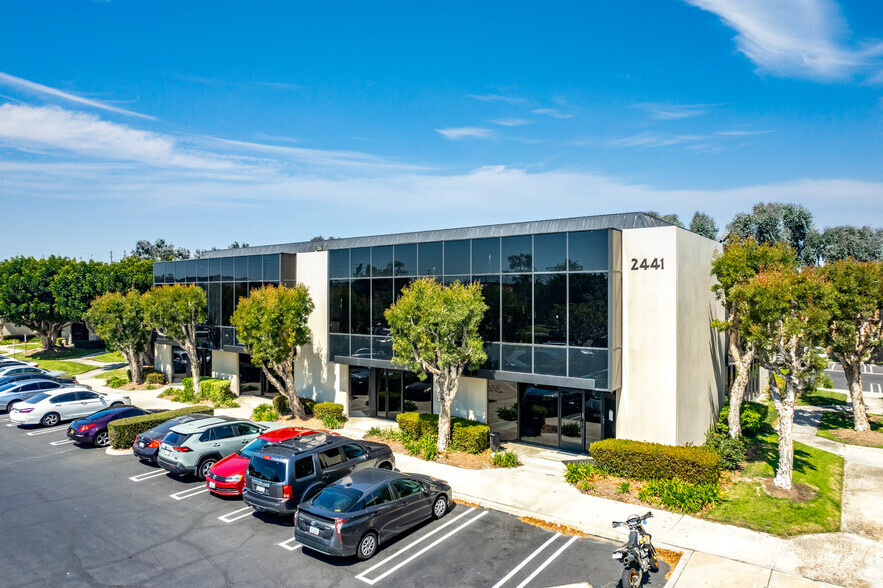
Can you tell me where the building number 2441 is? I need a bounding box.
[631,258,664,270]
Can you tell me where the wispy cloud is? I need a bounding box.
[435,127,494,140]
[684,0,883,81]
[633,102,720,120]
[467,93,526,104]
[610,133,707,148]
[489,118,531,127]
[716,129,772,136]
[531,108,574,119]
[0,71,155,119]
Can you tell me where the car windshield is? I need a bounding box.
[239,437,271,459]
[163,431,191,446]
[247,457,286,483]
[310,486,363,513]
[25,393,50,404]
[84,408,120,421]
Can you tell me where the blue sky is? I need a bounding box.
[1,0,882,260]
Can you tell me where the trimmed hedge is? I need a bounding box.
[252,404,280,422]
[313,402,344,420]
[108,406,214,449]
[273,395,290,415]
[146,372,166,386]
[589,438,721,485]
[395,412,490,454]
[180,377,237,407]
[717,401,769,436]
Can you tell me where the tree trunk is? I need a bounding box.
[728,341,755,438]
[123,347,145,384]
[435,367,460,453]
[265,364,307,420]
[840,357,871,432]
[182,337,200,395]
[769,370,796,490]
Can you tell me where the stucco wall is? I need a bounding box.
[676,230,726,444]
[293,250,343,405]
[154,343,173,385]
[212,349,240,395]
[451,376,488,423]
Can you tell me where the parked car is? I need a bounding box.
[0,379,65,411]
[67,406,153,447]
[133,412,214,463]
[157,416,269,478]
[243,435,395,517]
[0,365,49,379]
[9,388,132,427]
[0,358,37,368]
[295,469,452,560]
[0,373,81,388]
[206,426,336,496]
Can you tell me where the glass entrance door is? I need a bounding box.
[559,388,584,452]
[349,367,370,417]
[517,384,614,451]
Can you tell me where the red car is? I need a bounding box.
[206,427,337,496]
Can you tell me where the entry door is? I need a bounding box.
[349,368,371,417]
[559,389,584,452]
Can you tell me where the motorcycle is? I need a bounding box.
[612,511,658,588]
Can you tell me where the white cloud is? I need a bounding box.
[633,102,720,120]
[531,108,574,119]
[0,71,156,119]
[610,133,708,148]
[435,127,494,140]
[684,0,883,80]
[466,93,526,104]
[490,118,531,127]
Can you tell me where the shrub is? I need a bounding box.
[617,481,630,494]
[577,479,597,492]
[705,430,748,470]
[273,395,290,415]
[496,405,517,422]
[252,404,280,422]
[171,377,237,407]
[145,372,166,386]
[55,337,66,347]
[564,461,598,484]
[396,412,441,440]
[299,397,316,415]
[313,402,344,420]
[590,438,721,485]
[717,401,769,436]
[366,426,402,441]
[395,412,490,453]
[108,376,128,389]
[561,423,581,438]
[492,450,519,468]
[638,478,722,513]
[108,406,214,449]
[321,415,345,429]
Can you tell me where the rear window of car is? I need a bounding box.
[163,431,191,446]
[85,408,120,421]
[247,457,286,483]
[310,486,362,513]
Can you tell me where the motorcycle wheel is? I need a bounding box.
[622,566,642,588]
[648,546,659,573]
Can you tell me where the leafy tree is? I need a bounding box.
[142,285,207,392]
[51,260,110,327]
[817,260,883,432]
[737,268,832,489]
[231,284,315,419]
[802,226,883,265]
[106,257,154,293]
[690,211,719,240]
[726,202,813,259]
[646,211,685,228]
[133,238,190,261]
[385,277,487,452]
[228,241,250,249]
[711,238,797,437]
[0,256,74,350]
[86,291,152,384]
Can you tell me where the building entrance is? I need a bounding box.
[514,383,614,452]
[346,367,433,419]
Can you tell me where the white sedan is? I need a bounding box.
[10,388,132,427]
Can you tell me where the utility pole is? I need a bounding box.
[110,251,113,263]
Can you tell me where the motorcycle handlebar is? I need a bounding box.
[614,512,653,528]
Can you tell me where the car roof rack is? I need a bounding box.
[264,435,337,454]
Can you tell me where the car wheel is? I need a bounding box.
[431,495,448,520]
[41,412,60,427]
[94,429,109,447]
[198,458,217,479]
[378,462,392,470]
[6,400,19,412]
[356,532,378,561]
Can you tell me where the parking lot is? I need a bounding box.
[0,412,669,587]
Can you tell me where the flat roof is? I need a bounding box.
[197,211,672,258]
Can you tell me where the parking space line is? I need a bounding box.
[278,537,302,552]
[871,383,882,395]
[49,439,75,446]
[129,470,168,482]
[218,507,253,523]
[827,361,835,371]
[170,486,210,501]
[356,509,488,585]
[490,533,561,588]
[26,428,67,436]
[6,423,18,427]
[513,535,578,588]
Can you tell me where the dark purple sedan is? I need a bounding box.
[67,406,152,447]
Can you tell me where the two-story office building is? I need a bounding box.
[153,212,726,449]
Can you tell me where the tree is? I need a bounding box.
[690,212,719,240]
[230,284,315,419]
[711,238,797,437]
[737,268,832,489]
[817,260,883,432]
[802,226,883,265]
[646,211,685,228]
[133,238,190,261]
[385,277,487,452]
[142,285,207,392]
[0,256,74,350]
[86,291,152,384]
[228,241,250,249]
[726,202,813,259]
[51,260,111,326]
[105,257,154,293]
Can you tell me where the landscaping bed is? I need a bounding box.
[363,433,498,470]
[816,410,883,449]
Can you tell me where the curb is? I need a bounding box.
[663,548,693,588]
[105,447,133,456]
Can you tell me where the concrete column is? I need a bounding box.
[154,343,172,384]
[211,350,240,396]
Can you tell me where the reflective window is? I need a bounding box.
[502,274,532,343]
[329,334,350,358]
[351,247,370,278]
[209,258,221,282]
[475,275,500,342]
[221,258,235,281]
[263,254,280,282]
[519,384,557,445]
[197,259,209,281]
[208,283,220,325]
[351,280,371,334]
[329,249,349,279]
[444,240,470,275]
[534,274,567,345]
[329,280,350,334]
[569,348,608,388]
[351,335,371,358]
[186,260,197,282]
[373,336,392,360]
[403,371,432,414]
[534,233,566,272]
[418,241,443,276]
[165,263,174,283]
[295,457,315,480]
[371,279,393,334]
[248,255,263,281]
[392,478,422,498]
[501,344,532,373]
[235,283,247,311]
[502,235,532,273]
[365,484,394,507]
[444,275,469,286]
[483,342,500,370]
[175,261,186,283]
[371,246,393,277]
[487,380,517,440]
[472,238,500,274]
[221,283,234,326]
[235,256,248,281]
[342,442,366,459]
[153,262,164,284]
[394,244,417,277]
[569,273,608,348]
[569,231,608,272]
[319,447,344,468]
[394,278,415,305]
[534,346,567,376]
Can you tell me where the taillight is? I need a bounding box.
[18,408,34,413]
[148,439,160,448]
[78,424,97,432]
[282,485,292,499]
[335,518,346,542]
[171,446,191,452]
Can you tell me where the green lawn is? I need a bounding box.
[30,359,94,376]
[0,341,41,351]
[816,411,883,449]
[96,368,128,380]
[90,349,125,363]
[798,389,848,407]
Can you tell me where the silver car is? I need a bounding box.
[157,416,269,478]
[0,379,65,411]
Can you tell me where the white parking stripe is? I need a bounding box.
[871,383,882,395]
[6,423,18,427]
[278,537,302,551]
[26,428,67,436]
[491,533,561,588]
[356,509,489,585]
[513,535,578,588]
[49,439,75,446]
[170,486,210,501]
[129,470,168,482]
[218,507,253,523]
